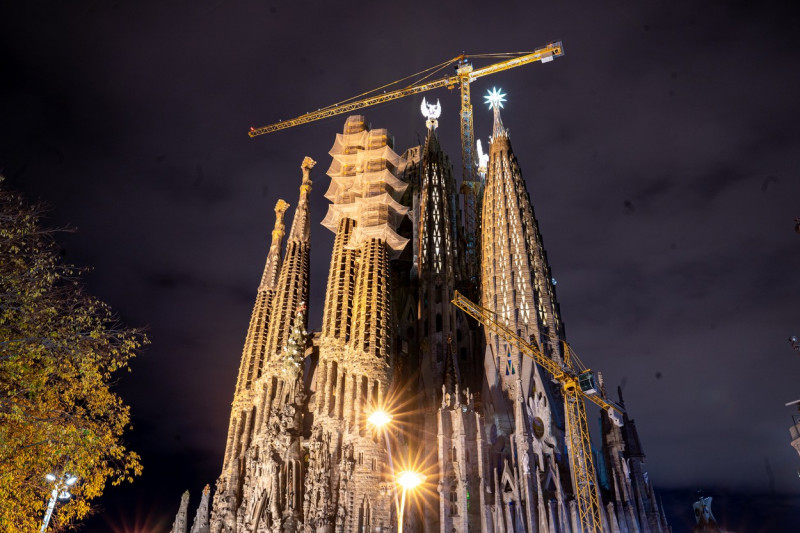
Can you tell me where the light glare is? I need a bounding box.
[485,87,507,110]
[397,470,425,490]
[367,410,392,428]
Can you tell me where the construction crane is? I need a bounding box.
[247,44,563,147]
[248,43,563,293]
[451,290,623,533]
[247,44,564,196]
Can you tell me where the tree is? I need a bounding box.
[0,179,147,531]
[280,304,307,381]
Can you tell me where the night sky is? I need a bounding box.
[2,1,800,531]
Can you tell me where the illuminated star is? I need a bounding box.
[484,87,507,110]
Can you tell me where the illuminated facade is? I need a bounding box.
[174,103,670,533]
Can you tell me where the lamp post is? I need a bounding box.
[396,470,425,533]
[368,410,400,520]
[40,473,78,533]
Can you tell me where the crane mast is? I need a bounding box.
[457,58,482,289]
[451,290,623,533]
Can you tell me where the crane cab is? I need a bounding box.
[578,371,598,396]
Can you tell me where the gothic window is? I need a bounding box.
[357,498,371,533]
[329,363,338,417]
[361,376,368,408]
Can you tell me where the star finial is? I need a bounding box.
[485,87,507,110]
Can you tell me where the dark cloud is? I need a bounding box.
[2,0,800,530]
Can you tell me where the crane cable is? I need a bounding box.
[317,55,462,112]
[315,51,541,113]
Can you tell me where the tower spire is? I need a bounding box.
[259,199,290,291]
[234,198,289,395]
[190,485,210,533]
[263,157,315,366]
[485,87,508,139]
[287,157,315,242]
[170,491,190,533]
[421,97,442,131]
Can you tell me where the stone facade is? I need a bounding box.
[173,107,671,533]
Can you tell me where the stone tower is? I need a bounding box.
[411,109,485,533]
[476,93,573,532]
[191,485,211,533]
[208,157,315,533]
[171,491,190,533]
[304,116,414,533]
[600,385,671,533]
[210,197,290,531]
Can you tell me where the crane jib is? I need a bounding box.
[247,43,564,138]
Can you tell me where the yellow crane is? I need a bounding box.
[248,44,563,286]
[246,43,563,193]
[451,290,623,533]
[247,44,563,145]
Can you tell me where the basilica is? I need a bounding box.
[171,95,671,533]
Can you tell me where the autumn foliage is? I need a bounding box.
[0,181,147,531]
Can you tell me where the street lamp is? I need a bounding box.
[396,470,425,533]
[368,410,400,522]
[367,410,392,428]
[367,410,395,475]
[40,473,78,532]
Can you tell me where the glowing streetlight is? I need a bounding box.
[367,410,392,428]
[396,470,425,533]
[367,409,400,522]
[40,473,78,532]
